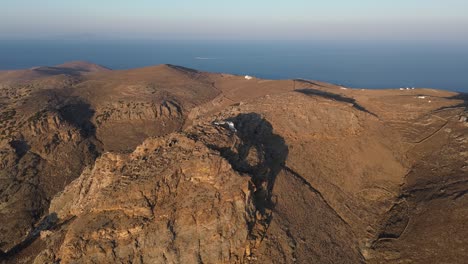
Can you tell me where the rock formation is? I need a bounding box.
[0,62,466,263]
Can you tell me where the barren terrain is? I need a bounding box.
[0,62,466,263]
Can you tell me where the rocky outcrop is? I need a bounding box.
[95,100,182,125]
[1,63,467,263]
[37,134,256,263]
[0,107,99,254]
[95,99,184,152]
[0,64,221,260]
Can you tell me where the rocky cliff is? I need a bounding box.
[0,62,467,263]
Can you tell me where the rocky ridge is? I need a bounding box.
[0,62,466,263]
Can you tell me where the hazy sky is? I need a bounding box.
[2,0,468,41]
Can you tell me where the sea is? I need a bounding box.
[0,40,467,92]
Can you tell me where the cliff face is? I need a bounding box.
[42,135,254,263]
[0,105,99,253]
[94,99,184,151]
[0,63,467,263]
[0,63,220,259]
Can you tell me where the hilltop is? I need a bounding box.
[0,62,467,263]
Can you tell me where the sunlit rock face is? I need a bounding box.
[0,62,467,264]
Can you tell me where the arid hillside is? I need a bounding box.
[0,62,466,263]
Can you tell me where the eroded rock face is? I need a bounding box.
[0,64,220,259]
[0,108,99,253]
[95,99,184,152]
[1,63,467,263]
[0,142,45,253]
[38,135,256,263]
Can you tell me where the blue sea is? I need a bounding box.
[0,40,467,92]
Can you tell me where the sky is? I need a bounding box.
[1,0,468,42]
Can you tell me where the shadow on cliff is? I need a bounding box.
[0,213,58,260]
[58,100,97,137]
[206,113,288,216]
[0,97,101,261]
[35,89,98,138]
